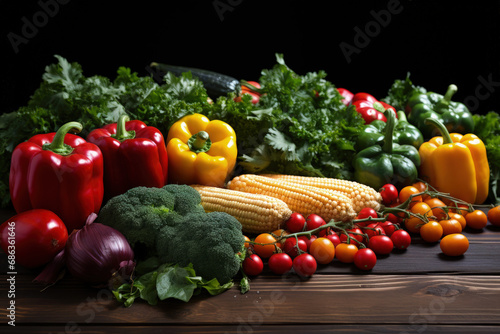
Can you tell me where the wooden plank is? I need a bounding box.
[1,324,500,334]
[1,274,500,326]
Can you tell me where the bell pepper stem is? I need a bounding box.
[188,131,212,153]
[424,118,454,144]
[435,84,458,111]
[397,110,408,123]
[382,109,396,153]
[113,115,136,141]
[43,121,83,155]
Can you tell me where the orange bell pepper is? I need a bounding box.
[166,113,237,187]
[418,118,489,204]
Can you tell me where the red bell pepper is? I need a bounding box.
[337,88,354,105]
[9,122,104,233]
[86,115,168,200]
[351,92,396,124]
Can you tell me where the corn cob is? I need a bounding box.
[190,185,293,234]
[226,174,357,222]
[260,174,382,213]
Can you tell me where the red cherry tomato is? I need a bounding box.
[326,233,341,247]
[282,237,308,258]
[354,248,377,271]
[340,227,365,245]
[299,235,317,251]
[242,254,264,276]
[379,221,397,236]
[292,253,317,277]
[285,213,306,233]
[0,209,68,268]
[391,229,412,250]
[268,253,293,275]
[367,235,394,255]
[365,223,386,239]
[379,183,398,205]
[356,207,379,227]
[305,214,326,232]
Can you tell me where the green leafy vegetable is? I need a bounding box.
[472,112,500,205]
[113,262,233,307]
[382,73,427,112]
[0,53,366,208]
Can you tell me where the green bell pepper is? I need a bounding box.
[355,110,424,151]
[406,84,474,139]
[352,109,421,190]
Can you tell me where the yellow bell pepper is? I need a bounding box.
[166,113,237,187]
[418,118,489,204]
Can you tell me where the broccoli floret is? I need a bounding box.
[156,211,245,284]
[96,185,204,257]
[97,184,245,284]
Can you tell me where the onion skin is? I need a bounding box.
[65,213,135,286]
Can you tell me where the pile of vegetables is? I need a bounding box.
[1,53,500,308]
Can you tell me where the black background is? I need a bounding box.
[1,0,500,116]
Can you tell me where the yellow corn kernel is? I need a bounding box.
[260,174,382,213]
[190,185,292,234]
[227,174,357,222]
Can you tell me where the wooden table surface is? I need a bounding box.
[1,208,500,334]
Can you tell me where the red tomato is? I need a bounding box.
[390,229,412,250]
[305,214,326,232]
[285,213,306,233]
[242,254,264,276]
[326,233,341,247]
[282,237,308,258]
[379,221,397,236]
[268,253,293,275]
[0,209,68,268]
[379,184,398,205]
[292,253,317,277]
[384,212,401,225]
[367,235,394,255]
[299,235,317,251]
[340,227,365,245]
[355,207,379,227]
[354,248,377,271]
[365,223,386,239]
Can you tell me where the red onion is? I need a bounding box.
[34,213,135,287]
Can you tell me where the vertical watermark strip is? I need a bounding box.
[5,221,17,326]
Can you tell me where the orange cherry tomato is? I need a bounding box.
[438,219,463,236]
[309,237,335,264]
[410,202,433,218]
[404,216,425,234]
[399,186,422,208]
[335,243,358,263]
[465,210,488,230]
[419,221,443,243]
[412,181,430,201]
[272,229,288,248]
[488,206,500,227]
[253,233,277,258]
[440,233,469,256]
[448,212,466,230]
[452,203,472,216]
[424,197,448,221]
[244,235,251,248]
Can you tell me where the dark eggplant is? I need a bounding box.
[149,62,241,98]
